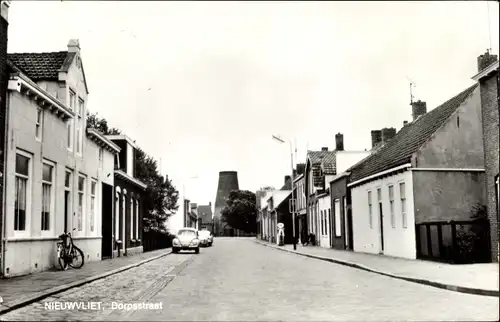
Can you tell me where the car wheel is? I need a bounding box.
[195,247,200,254]
[209,242,213,247]
[172,248,179,254]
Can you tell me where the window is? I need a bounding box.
[41,162,54,231]
[69,90,76,111]
[35,108,43,140]
[400,182,407,228]
[334,199,341,237]
[15,153,31,232]
[368,191,373,228]
[495,175,499,222]
[67,121,73,150]
[90,180,96,233]
[78,175,86,232]
[115,192,120,240]
[389,185,395,228]
[328,208,331,236]
[98,148,104,169]
[64,170,72,234]
[130,198,134,239]
[76,98,84,154]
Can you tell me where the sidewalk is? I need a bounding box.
[0,248,171,315]
[256,239,499,297]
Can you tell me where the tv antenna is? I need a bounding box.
[487,1,493,53]
[406,76,416,105]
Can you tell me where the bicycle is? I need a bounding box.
[57,229,85,270]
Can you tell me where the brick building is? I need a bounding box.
[0,0,9,276]
[472,51,499,262]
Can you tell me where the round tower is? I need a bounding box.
[214,171,239,236]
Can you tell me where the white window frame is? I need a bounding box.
[77,174,86,234]
[98,148,104,169]
[76,98,84,155]
[67,89,76,151]
[130,197,134,241]
[35,108,43,141]
[136,199,139,240]
[115,188,121,241]
[90,179,97,234]
[388,185,395,228]
[65,169,73,233]
[41,160,56,236]
[334,199,341,237]
[400,182,407,228]
[367,191,373,229]
[14,150,33,237]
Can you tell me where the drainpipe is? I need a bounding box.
[1,91,10,277]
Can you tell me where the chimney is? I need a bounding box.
[296,163,306,175]
[381,127,396,143]
[321,147,328,151]
[411,100,427,121]
[477,51,498,72]
[335,133,344,151]
[371,130,382,149]
[284,176,291,185]
[403,120,408,126]
[209,202,212,207]
[67,39,80,53]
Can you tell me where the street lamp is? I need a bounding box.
[272,134,297,250]
[183,175,199,228]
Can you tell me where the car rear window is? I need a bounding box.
[178,230,196,236]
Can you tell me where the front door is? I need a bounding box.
[101,183,113,259]
[377,188,384,254]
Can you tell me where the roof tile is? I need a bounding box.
[349,84,478,183]
[7,51,74,80]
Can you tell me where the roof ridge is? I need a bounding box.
[8,50,68,55]
[349,83,478,183]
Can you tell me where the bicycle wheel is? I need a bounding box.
[59,254,69,271]
[69,246,85,269]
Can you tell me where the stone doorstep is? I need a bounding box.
[255,240,499,298]
[0,249,172,316]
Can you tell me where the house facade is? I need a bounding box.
[266,188,293,244]
[0,0,10,275]
[293,173,307,243]
[472,52,499,263]
[106,134,147,258]
[317,191,331,248]
[329,172,353,251]
[304,133,370,246]
[2,39,119,277]
[198,202,213,232]
[349,84,487,261]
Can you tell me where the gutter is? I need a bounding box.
[1,91,10,277]
[347,163,412,188]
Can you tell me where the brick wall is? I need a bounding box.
[479,71,500,262]
[0,2,9,276]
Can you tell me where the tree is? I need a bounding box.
[86,112,179,232]
[221,190,257,233]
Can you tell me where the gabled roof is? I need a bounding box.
[349,84,478,183]
[307,150,337,187]
[8,51,75,80]
[198,205,213,224]
[268,190,292,210]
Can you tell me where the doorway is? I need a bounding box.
[101,183,114,259]
[377,188,384,254]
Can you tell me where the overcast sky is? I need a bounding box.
[7,1,499,209]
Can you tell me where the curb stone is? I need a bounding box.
[255,240,499,298]
[0,249,172,316]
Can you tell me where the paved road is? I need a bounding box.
[1,238,499,321]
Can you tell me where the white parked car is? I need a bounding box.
[198,230,214,247]
[172,228,200,254]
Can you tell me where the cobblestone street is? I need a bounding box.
[1,238,499,321]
